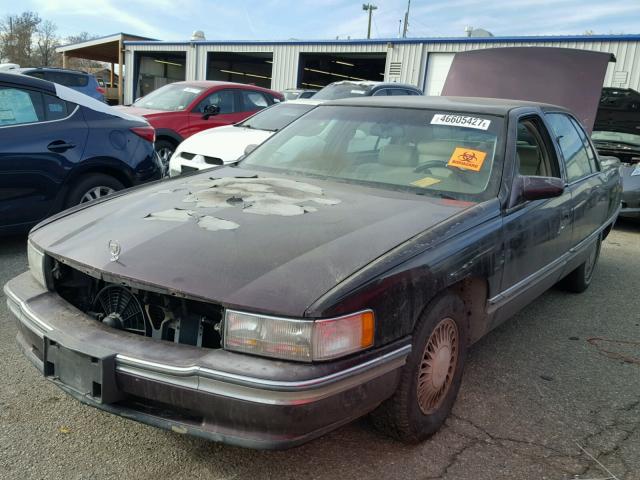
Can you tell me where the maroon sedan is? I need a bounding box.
[118,81,283,174]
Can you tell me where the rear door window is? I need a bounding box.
[0,87,44,126]
[569,117,600,172]
[43,94,72,120]
[240,90,270,112]
[546,113,594,183]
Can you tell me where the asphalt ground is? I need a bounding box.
[1,221,639,480]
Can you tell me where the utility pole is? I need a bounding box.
[362,3,377,39]
[402,0,411,38]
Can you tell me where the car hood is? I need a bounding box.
[442,47,613,133]
[594,88,640,137]
[622,163,640,193]
[176,126,273,162]
[31,168,473,316]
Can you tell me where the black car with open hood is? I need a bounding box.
[5,54,621,448]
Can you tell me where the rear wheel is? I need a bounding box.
[65,174,124,208]
[371,292,468,443]
[155,139,176,176]
[559,234,602,293]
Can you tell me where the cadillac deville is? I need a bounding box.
[6,94,622,448]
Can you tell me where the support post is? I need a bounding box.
[118,39,123,105]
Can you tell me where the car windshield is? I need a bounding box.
[238,103,316,132]
[242,105,504,201]
[283,91,301,101]
[592,130,640,147]
[313,83,373,100]
[133,84,204,111]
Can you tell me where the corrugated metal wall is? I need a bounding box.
[125,38,640,102]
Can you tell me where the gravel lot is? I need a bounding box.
[1,222,639,480]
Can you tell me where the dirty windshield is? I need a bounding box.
[133,84,204,111]
[242,105,504,200]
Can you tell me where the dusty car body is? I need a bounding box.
[5,93,621,448]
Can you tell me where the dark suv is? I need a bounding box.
[19,67,106,102]
[0,72,161,234]
[313,80,422,100]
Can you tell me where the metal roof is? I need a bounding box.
[124,33,640,47]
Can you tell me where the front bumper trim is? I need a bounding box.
[116,345,410,405]
[5,276,411,406]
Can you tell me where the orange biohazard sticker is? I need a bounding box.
[447,147,487,172]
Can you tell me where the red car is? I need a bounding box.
[118,81,283,173]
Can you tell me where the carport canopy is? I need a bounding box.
[56,33,155,103]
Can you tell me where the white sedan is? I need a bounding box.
[168,99,322,177]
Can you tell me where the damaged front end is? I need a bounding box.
[51,258,224,349]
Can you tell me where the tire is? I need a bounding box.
[155,139,176,177]
[65,173,124,208]
[559,234,602,293]
[370,292,468,443]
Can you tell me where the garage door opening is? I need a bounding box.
[134,51,186,99]
[298,53,386,89]
[206,52,273,89]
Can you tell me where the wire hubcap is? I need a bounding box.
[417,317,459,415]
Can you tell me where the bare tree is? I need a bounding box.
[62,32,107,70]
[0,11,41,65]
[35,20,59,66]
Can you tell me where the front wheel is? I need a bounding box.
[65,174,124,208]
[370,292,468,443]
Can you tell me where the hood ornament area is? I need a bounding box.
[108,239,121,262]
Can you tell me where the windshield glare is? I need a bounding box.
[313,83,372,100]
[592,130,640,146]
[134,84,204,111]
[242,106,503,200]
[240,103,315,131]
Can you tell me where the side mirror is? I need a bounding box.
[521,175,565,201]
[202,104,220,119]
[244,144,258,156]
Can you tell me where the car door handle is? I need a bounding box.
[47,140,76,153]
[559,211,571,231]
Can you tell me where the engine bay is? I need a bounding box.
[51,259,223,349]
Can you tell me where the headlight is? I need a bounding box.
[223,309,375,362]
[27,240,47,288]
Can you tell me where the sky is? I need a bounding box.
[2,0,640,43]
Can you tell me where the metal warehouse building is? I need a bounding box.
[120,34,640,104]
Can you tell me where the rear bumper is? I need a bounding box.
[5,272,409,449]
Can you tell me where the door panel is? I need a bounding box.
[186,89,246,137]
[0,105,88,228]
[496,115,573,319]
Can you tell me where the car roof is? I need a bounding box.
[286,99,325,105]
[328,80,420,90]
[19,67,89,75]
[323,95,566,115]
[171,80,278,92]
[0,71,56,94]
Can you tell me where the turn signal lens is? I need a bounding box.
[223,309,375,362]
[312,311,375,361]
[27,239,46,289]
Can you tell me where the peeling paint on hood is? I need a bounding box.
[147,175,342,227]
